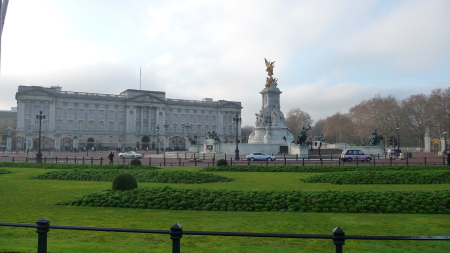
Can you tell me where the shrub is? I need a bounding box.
[216,159,228,166]
[112,173,138,191]
[130,158,142,166]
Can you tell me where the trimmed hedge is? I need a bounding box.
[216,159,228,166]
[0,169,10,174]
[32,169,233,184]
[60,187,450,214]
[302,170,450,184]
[112,173,138,191]
[202,165,450,172]
[130,159,142,166]
[0,162,160,170]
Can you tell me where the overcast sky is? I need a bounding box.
[1,0,449,126]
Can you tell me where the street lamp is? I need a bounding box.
[444,127,447,153]
[35,111,45,163]
[395,124,400,150]
[156,125,160,154]
[233,114,242,161]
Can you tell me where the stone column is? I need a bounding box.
[424,127,431,153]
[49,101,56,130]
[6,136,12,152]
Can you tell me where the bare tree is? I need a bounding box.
[285,108,313,137]
[312,118,325,138]
[322,112,354,143]
[240,125,254,144]
[400,94,434,148]
[430,88,450,138]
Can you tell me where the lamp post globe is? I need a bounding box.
[233,114,242,161]
[35,111,45,163]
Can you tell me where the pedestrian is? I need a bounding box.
[108,152,114,165]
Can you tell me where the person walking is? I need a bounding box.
[108,152,114,165]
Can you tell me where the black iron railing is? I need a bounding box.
[1,218,449,253]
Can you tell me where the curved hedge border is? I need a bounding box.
[60,187,450,214]
[202,165,450,172]
[0,162,160,170]
[32,169,232,184]
[0,168,10,174]
[302,170,450,184]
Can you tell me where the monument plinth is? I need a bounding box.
[248,58,294,144]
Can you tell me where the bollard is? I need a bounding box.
[248,159,250,165]
[302,158,305,166]
[424,157,427,165]
[373,156,376,166]
[230,157,233,166]
[356,157,359,166]
[332,227,345,253]
[194,157,197,167]
[389,156,392,166]
[56,157,58,163]
[36,218,51,253]
[170,223,183,253]
[44,157,46,163]
[284,156,286,165]
[149,157,152,166]
[26,157,28,163]
[12,157,14,162]
[91,157,93,164]
[82,156,85,164]
[224,153,227,160]
[266,158,268,166]
[122,157,125,165]
[66,156,68,163]
[100,157,103,165]
[164,154,166,166]
[179,158,181,166]
[74,157,77,163]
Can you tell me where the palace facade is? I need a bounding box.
[13,86,242,151]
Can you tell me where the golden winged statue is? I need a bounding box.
[264,58,275,76]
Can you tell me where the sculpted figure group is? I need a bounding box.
[207,131,221,143]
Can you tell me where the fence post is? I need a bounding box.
[356,157,359,166]
[443,157,446,166]
[320,157,323,166]
[164,153,166,167]
[224,153,227,160]
[82,156,85,164]
[332,227,345,253]
[74,157,77,164]
[230,158,233,166]
[26,157,28,163]
[66,157,68,163]
[122,157,125,165]
[424,157,427,165]
[302,158,305,166]
[406,154,408,166]
[44,157,46,163]
[373,156,376,166]
[389,156,392,166]
[12,157,14,162]
[55,157,58,163]
[284,155,286,165]
[170,223,183,253]
[91,157,93,164]
[36,217,50,253]
[100,157,103,165]
[179,157,181,166]
[149,157,152,166]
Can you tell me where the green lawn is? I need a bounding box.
[1,167,450,252]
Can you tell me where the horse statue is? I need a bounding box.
[368,130,383,146]
[188,135,197,145]
[296,125,312,145]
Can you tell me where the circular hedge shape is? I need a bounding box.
[130,158,142,166]
[112,173,138,191]
[216,159,228,166]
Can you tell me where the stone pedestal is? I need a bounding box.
[424,127,431,153]
[203,138,221,153]
[289,144,309,158]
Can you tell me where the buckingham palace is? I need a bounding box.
[13,85,242,152]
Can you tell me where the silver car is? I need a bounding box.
[246,152,276,161]
[118,151,143,159]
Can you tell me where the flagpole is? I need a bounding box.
[140,67,141,90]
[0,0,9,74]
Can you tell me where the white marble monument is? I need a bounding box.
[248,58,294,144]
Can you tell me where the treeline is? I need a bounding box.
[242,87,450,148]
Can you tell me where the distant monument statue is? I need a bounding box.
[313,134,326,142]
[248,58,294,144]
[207,131,221,143]
[368,129,383,145]
[297,125,312,145]
[188,135,198,145]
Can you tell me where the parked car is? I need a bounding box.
[246,152,276,161]
[118,151,143,159]
[340,149,372,162]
